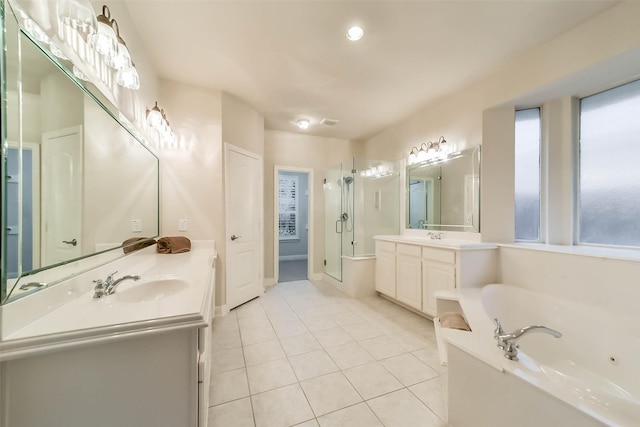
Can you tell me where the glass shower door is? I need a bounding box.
[324,163,343,281]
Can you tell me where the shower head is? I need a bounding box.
[343,176,354,185]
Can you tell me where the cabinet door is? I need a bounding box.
[396,254,422,310]
[375,250,396,297]
[422,260,455,316]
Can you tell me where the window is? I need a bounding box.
[278,175,298,240]
[514,108,541,241]
[579,79,640,247]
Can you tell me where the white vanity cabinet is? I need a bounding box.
[374,236,497,317]
[395,244,423,310]
[422,248,456,316]
[375,241,396,298]
[0,242,217,427]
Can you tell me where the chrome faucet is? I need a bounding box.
[493,318,562,361]
[93,271,141,298]
[428,231,443,240]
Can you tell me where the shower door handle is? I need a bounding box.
[335,219,343,234]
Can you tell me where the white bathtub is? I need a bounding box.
[438,284,640,427]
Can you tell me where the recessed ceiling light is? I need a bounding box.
[346,26,364,41]
[296,119,310,130]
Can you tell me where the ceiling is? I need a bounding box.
[124,0,616,141]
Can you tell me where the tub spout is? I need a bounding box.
[499,325,563,342]
[493,319,562,361]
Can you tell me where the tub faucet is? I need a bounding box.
[93,271,141,298]
[493,318,562,361]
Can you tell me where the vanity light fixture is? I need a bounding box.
[408,136,449,165]
[88,5,118,58]
[146,101,178,148]
[56,0,97,35]
[107,20,131,70]
[116,61,140,90]
[296,119,310,130]
[346,26,364,41]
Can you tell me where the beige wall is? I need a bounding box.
[264,130,359,281]
[363,1,640,310]
[158,79,225,303]
[363,1,640,241]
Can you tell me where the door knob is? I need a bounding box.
[230,235,241,241]
[63,238,77,246]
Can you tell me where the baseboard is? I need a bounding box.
[264,277,277,287]
[279,255,308,261]
[312,273,325,282]
[214,304,229,317]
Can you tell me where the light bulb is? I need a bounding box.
[296,119,310,130]
[346,26,364,41]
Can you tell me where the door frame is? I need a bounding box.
[224,142,264,309]
[6,141,41,273]
[274,165,314,283]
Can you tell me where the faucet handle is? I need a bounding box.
[106,271,118,282]
[493,318,504,339]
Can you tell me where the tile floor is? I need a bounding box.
[208,280,448,427]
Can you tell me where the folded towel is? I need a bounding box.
[122,237,157,254]
[157,236,191,254]
[440,312,471,331]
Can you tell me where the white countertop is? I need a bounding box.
[0,241,216,361]
[374,234,497,250]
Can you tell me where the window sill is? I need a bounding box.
[279,238,301,243]
[499,242,640,263]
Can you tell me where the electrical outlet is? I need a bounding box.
[131,219,142,232]
[178,219,188,232]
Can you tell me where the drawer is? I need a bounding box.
[376,241,396,253]
[422,247,455,264]
[397,243,421,257]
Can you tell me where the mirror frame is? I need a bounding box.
[405,145,481,233]
[1,1,160,303]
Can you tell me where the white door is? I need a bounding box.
[41,126,83,265]
[225,143,263,309]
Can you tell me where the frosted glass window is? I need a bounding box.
[579,79,640,246]
[515,108,541,241]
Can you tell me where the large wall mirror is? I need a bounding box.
[1,2,159,302]
[406,146,480,232]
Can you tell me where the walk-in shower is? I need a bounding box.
[324,158,400,282]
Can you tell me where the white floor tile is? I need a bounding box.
[246,358,298,394]
[209,280,448,427]
[272,319,309,339]
[212,330,242,351]
[312,327,354,348]
[212,347,245,374]
[300,372,362,417]
[342,323,385,341]
[280,333,323,356]
[243,340,286,367]
[381,353,439,386]
[289,350,339,381]
[301,316,339,332]
[317,402,383,427]
[210,368,249,406]
[251,384,315,427]
[409,377,447,421]
[240,326,278,346]
[367,388,444,427]
[342,362,404,400]
[324,342,375,370]
[209,397,254,427]
[358,335,407,360]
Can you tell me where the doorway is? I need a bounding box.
[274,166,313,283]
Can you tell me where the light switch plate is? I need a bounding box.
[131,219,142,232]
[178,219,188,231]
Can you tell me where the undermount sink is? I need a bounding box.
[114,278,188,303]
